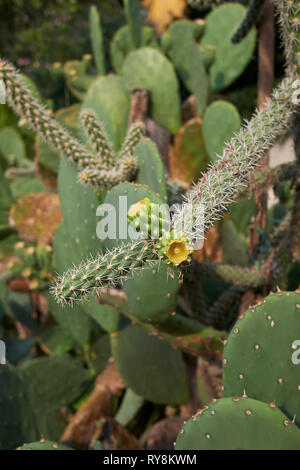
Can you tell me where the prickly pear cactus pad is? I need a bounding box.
[175,397,300,450]
[82,75,130,151]
[124,262,180,323]
[201,4,257,91]
[202,100,241,163]
[17,440,73,450]
[111,324,190,405]
[223,291,300,427]
[122,47,181,133]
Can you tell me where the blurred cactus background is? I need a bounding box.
[0,0,299,450]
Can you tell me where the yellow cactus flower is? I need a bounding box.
[166,240,190,265]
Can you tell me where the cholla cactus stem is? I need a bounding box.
[52,239,159,305]
[176,77,298,239]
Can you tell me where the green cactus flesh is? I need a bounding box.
[175,397,300,450]
[202,100,241,163]
[201,3,257,91]
[17,440,73,450]
[124,262,180,324]
[223,291,300,427]
[122,47,181,133]
[111,324,190,405]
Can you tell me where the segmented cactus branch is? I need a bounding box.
[80,109,114,167]
[0,60,137,189]
[0,60,95,169]
[203,285,246,330]
[118,122,145,158]
[78,155,138,189]
[189,261,266,287]
[273,0,300,76]
[176,77,297,238]
[52,240,158,305]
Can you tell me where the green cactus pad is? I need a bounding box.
[190,42,210,117]
[82,76,130,151]
[124,262,180,324]
[122,47,181,133]
[40,326,74,356]
[228,195,255,233]
[21,355,92,408]
[134,138,168,200]
[203,100,241,163]
[58,157,103,264]
[53,221,75,273]
[0,166,14,230]
[83,297,120,333]
[17,440,73,450]
[0,364,36,450]
[115,388,144,427]
[46,294,92,347]
[0,126,27,166]
[201,4,256,91]
[219,218,249,266]
[111,324,190,405]
[110,25,158,75]
[172,118,209,183]
[89,5,106,76]
[102,182,163,251]
[175,397,300,450]
[124,0,142,48]
[223,291,300,427]
[163,20,207,93]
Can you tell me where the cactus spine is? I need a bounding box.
[273,0,300,76]
[52,240,158,305]
[0,60,137,189]
[177,76,297,239]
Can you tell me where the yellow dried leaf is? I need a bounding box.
[142,0,187,34]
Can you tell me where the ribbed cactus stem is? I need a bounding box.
[273,0,300,76]
[52,240,158,305]
[0,60,138,189]
[191,262,266,287]
[78,155,138,189]
[177,76,297,238]
[0,60,95,169]
[118,122,145,158]
[80,109,114,167]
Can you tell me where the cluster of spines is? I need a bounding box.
[274,0,300,76]
[80,109,115,167]
[118,122,145,158]
[175,76,297,238]
[0,60,95,169]
[0,59,141,189]
[78,155,138,189]
[52,239,158,305]
[231,0,266,44]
